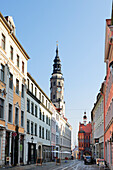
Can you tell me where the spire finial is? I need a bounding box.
[56,40,58,47]
[56,41,58,56]
[111,0,113,25]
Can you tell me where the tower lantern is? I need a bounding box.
[83,112,87,125]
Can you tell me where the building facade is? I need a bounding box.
[104,10,113,169]
[0,13,30,166]
[78,112,91,160]
[26,73,52,163]
[91,84,104,160]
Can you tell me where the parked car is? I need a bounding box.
[84,156,92,164]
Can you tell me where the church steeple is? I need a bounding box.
[52,44,62,75]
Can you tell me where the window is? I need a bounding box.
[42,95,44,104]
[31,83,33,93]
[42,127,44,139]
[46,115,48,124]
[21,111,24,127]
[21,84,24,98]
[1,64,5,82]
[9,73,13,89]
[35,87,37,97]
[15,107,19,125]
[39,126,41,138]
[31,122,33,135]
[8,104,12,123]
[35,105,37,117]
[46,100,47,108]
[31,102,34,115]
[53,81,56,86]
[27,120,30,133]
[35,124,37,136]
[39,92,41,101]
[1,34,5,50]
[48,131,50,140]
[0,99,4,119]
[10,46,13,60]
[49,117,50,126]
[53,95,55,99]
[27,99,30,112]
[27,79,29,90]
[42,112,45,122]
[56,125,58,132]
[16,79,19,94]
[58,82,60,86]
[46,129,48,140]
[17,55,19,67]
[22,61,24,73]
[39,109,42,120]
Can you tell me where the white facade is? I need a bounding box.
[0,13,29,165]
[26,73,52,163]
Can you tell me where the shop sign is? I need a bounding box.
[12,132,17,137]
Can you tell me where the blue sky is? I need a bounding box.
[0,0,112,147]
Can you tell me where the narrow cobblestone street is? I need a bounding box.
[1,160,103,170]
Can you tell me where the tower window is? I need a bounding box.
[53,95,55,99]
[58,82,60,86]
[53,82,56,86]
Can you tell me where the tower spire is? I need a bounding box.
[111,0,113,25]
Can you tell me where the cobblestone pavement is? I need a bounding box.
[0,160,108,170]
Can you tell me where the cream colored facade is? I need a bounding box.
[0,13,29,166]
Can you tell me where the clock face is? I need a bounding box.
[57,87,61,92]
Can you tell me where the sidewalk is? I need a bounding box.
[0,159,74,170]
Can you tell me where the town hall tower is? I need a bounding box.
[50,44,65,116]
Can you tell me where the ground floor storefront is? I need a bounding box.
[0,128,25,166]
